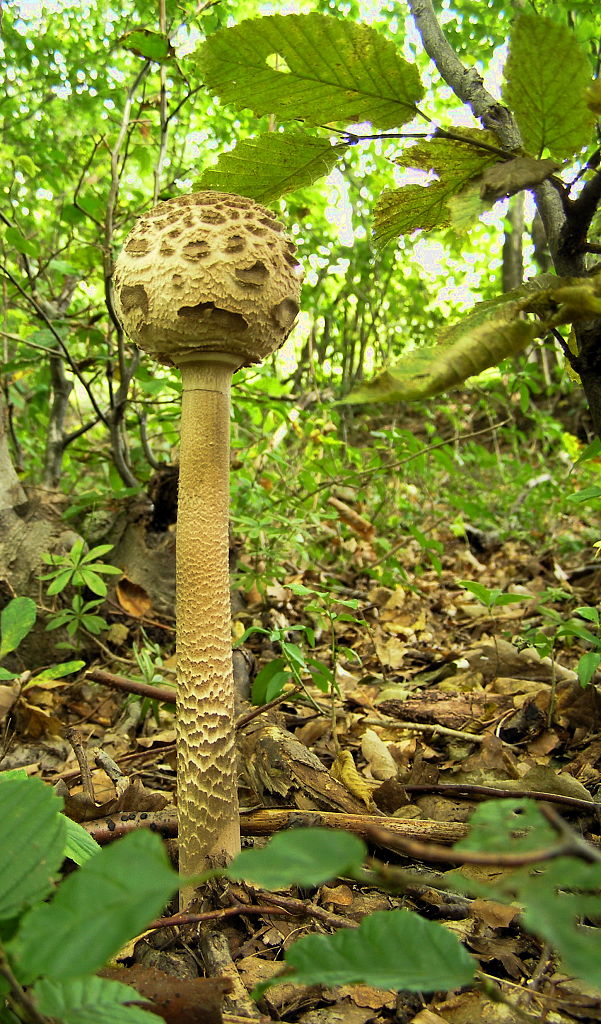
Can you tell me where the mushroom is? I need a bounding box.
[113,192,302,889]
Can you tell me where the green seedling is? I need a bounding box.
[40,540,121,597]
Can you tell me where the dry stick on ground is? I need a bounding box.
[86,666,176,705]
[366,800,601,867]
[403,782,601,814]
[149,895,355,934]
[86,666,301,725]
[81,807,470,846]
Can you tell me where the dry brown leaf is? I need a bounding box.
[360,728,398,780]
[327,496,375,540]
[116,577,152,618]
[469,898,519,929]
[99,965,231,1024]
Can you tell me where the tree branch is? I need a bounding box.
[408,0,522,148]
[407,0,569,265]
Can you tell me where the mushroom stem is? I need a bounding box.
[176,352,241,891]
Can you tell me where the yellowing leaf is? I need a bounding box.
[331,750,375,810]
[374,132,498,247]
[479,156,559,202]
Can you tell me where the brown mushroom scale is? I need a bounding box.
[113,192,302,895]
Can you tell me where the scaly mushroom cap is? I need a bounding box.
[113,192,303,367]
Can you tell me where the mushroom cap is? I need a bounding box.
[112,192,303,368]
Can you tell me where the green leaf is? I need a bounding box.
[78,570,108,596]
[518,859,601,987]
[556,622,599,645]
[251,658,291,705]
[567,485,601,503]
[503,13,595,159]
[81,545,115,563]
[493,593,527,607]
[196,131,343,203]
[119,29,174,63]
[3,226,39,258]
[284,909,476,990]
[456,799,557,854]
[227,828,366,888]
[577,651,601,688]
[28,661,85,684]
[0,777,66,919]
[46,570,74,596]
[280,641,306,669]
[0,597,37,658]
[63,818,101,866]
[573,606,600,625]
[458,580,496,606]
[10,830,180,983]
[576,438,601,464]
[343,318,538,404]
[195,14,423,129]
[33,976,158,1024]
[373,132,498,247]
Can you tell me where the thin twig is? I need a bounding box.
[66,727,95,804]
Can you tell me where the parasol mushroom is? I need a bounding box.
[113,192,302,891]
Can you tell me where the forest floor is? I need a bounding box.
[4,407,601,1024]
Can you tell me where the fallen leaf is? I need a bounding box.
[116,577,152,618]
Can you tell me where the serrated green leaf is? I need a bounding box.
[284,909,476,990]
[504,13,595,159]
[196,131,343,203]
[120,29,174,63]
[10,830,180,983]
[63,818,101,866]
[456,799,557,854]
[0,778,65,919]
[33,976,157,1024]
[374,133,498,246]
[343,318,539,404]
[227,828,366,888]
[0,597,37,658]
[195,14,423,129]
[518,859,601,988]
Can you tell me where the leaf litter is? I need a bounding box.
[3,406,601,1023]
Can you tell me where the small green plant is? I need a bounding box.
[517,588,601,688]
[0,596,84,685]
[555,605,601,687]
[458,580,527,616]
[240,583,363,709]
[0,772,181,1024]
[40,541,121,598]
[40,541,121,648]
[45,595,109,644]
[129,635,176,723]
